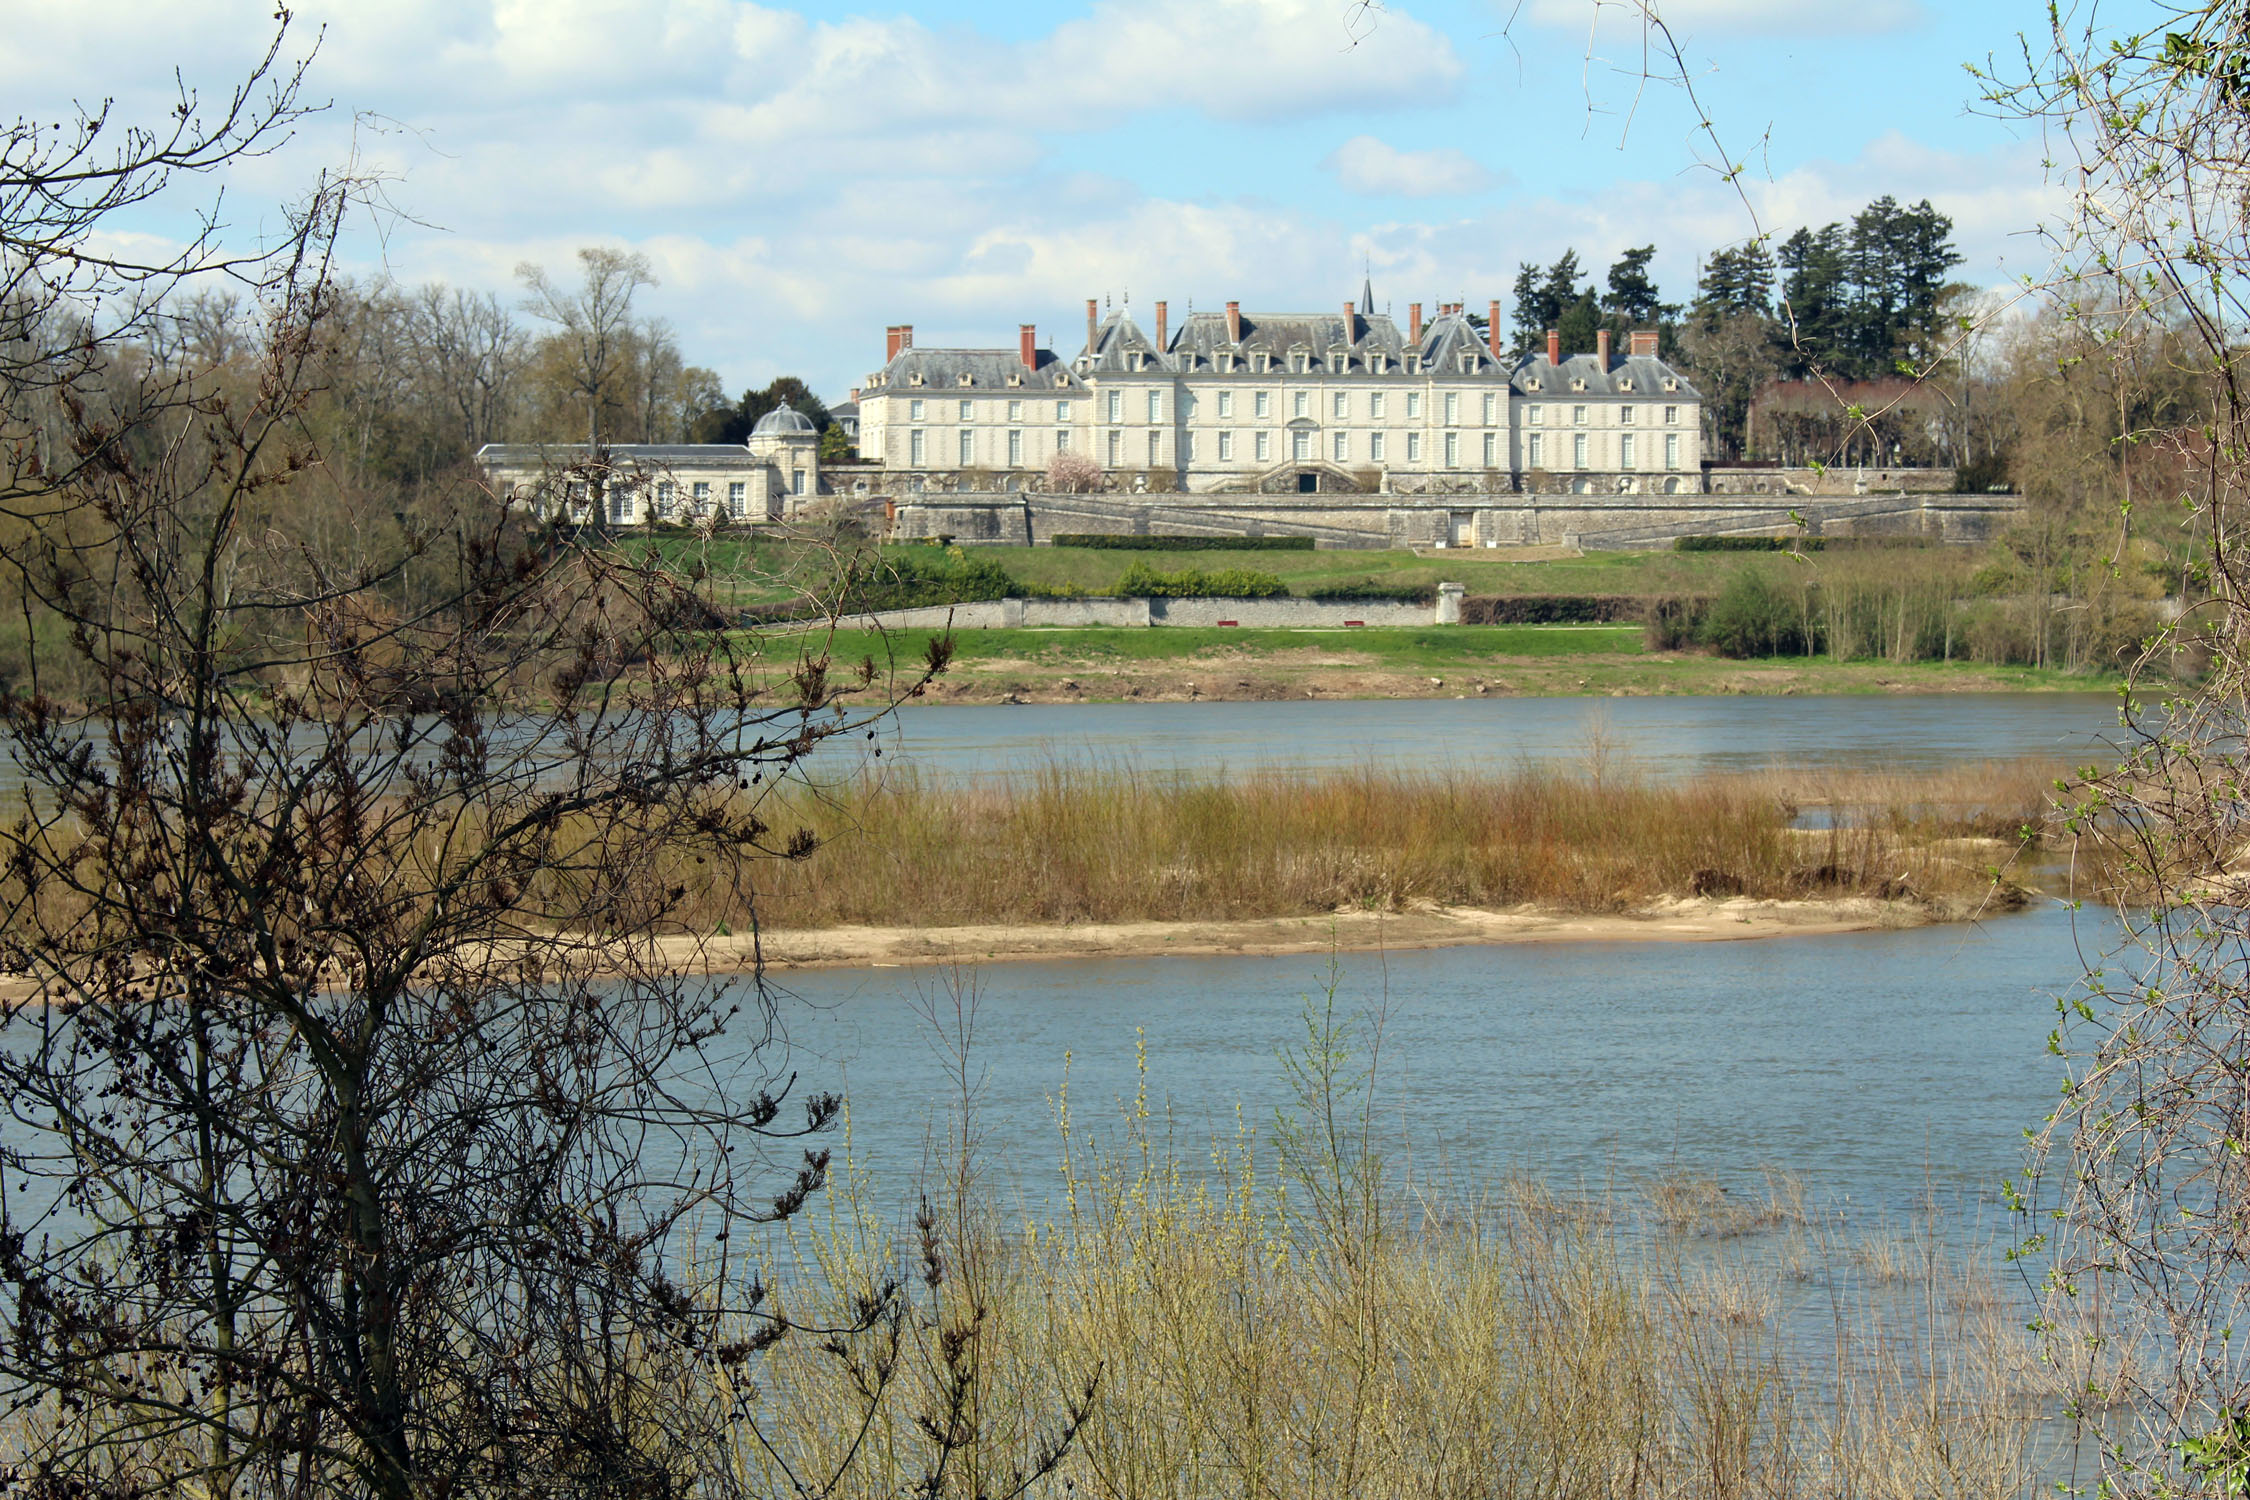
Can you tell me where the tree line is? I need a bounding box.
[153,247,845,497]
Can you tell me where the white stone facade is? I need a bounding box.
[477,405,824,523]
[858,291,1703,497]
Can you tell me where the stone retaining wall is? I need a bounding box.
[815,594,1454,631]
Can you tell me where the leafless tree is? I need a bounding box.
[0,28,977,1500]
[516,249,658,452]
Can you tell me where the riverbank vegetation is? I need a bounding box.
[664,760,2064,933]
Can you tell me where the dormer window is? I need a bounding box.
[1570,378,1587,391]
[1257,353,1272,374]
[910,372,925,386]
[1218,353,1233,374]
[1007,371,1023,387]
[1525,378,1542,392]
[1330,347,1350,371]
[1618,377,1634,391]
[1459,354,1474,373]
[1662,378,1680,391]
[1370,354,1386,375]
[958,373,973,387]
[1406,355,1421,374]
[1292,352,1309,374]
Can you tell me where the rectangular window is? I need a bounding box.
[1057,399,1072,421]
[1619,404,1635,425]
[1482,432,1496,467]
[1573,433,1589,469]
[1217,390,1234,418]
[1333,431,1349,462]
[1292,391,1309,418]
[1333,391,1348,419]
[1444,431,1459,467]
[1108,430,1122,465]
[1007,400,1023,421]
[1107,390,1122,422]
[1147,431,1160,467]
[1407,432,1423,462]
[1293,430,1312,461]
[958,430,973,465]
[1370,392,1385,419]
[1218,430,1234,460]
[1007,429,1023,466]
[1664,405,1679,425]
[958,399,973,421]
[909,430,926,465]
[727,480,745,515]
[656,481,675,520]
[1255,431,1271,462]
[1620,433,1636,469]
[606,485,626,524]
[909,399,925,420]
[791,469,805,495]
[1572,404,1587,426]
[1254,391,1272,418]
[1527,403,1543,426]
[1182,431,1195,463]
[691,481,710,509]
[1482,392,1497,424]
[1444,392,1459,424]
[1665,433,1680,469]
[1528,432,1543,468]
[1369,432,1386,462]
[1147,391,1162,423]
[1406,391,1423,419]
[1055,429,1070,452]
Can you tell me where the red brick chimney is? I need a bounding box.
[1086,298,1098,354]
[1019,324,1037,370]
[898,324,913,351]
[1488,301,1502,358]
[1226,300,1241,343]
[886,326,902,361]
[1410,302,1424,342]
[1155,300,1167,351]
[1630,329,1658,357]
[849,387,859,402]
[1597,329,1611,368]
[1546,328,1561,366]
[1343,300,1357,341]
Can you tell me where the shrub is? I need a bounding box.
[1643,596,1709,651]
[1114,561,1289,598]
[1701,570,1811,657]
[1053,534,1315,551]
[848,546,1022,609]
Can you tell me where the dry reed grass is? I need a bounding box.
[717,1042,2061,1500]
[683,758,2067,932]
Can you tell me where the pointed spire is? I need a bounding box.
[1359,269,1375,317]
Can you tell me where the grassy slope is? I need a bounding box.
[751,622,2106,698]
[626,534,1783,607]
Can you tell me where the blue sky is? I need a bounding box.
[0,0,2115,402]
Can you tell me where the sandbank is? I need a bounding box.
[662,893,2022,973]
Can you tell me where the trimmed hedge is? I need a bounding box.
[1674,535,1821,552]
[1052,534,1315,551]
[1459,595,1654,625]
[1114,561,1289,598]
[1304,578,1437,604]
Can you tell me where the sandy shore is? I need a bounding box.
[0,895,2024,1004]
[666,894,1995,972]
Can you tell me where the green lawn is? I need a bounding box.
[615,533,1801,609]
[774,623,1644,668]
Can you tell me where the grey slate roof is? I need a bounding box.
[872,346,1081,392]
[1510,352,1701,401]
[1416,309,1509,377]
[1142,306,1414,373]
[477,443,760,466]
[752,400,817,436]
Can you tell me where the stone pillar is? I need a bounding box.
[1435,581,1465,625]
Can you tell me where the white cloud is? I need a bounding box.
[1525,0,1925,38]
[1326,135,1497,196]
